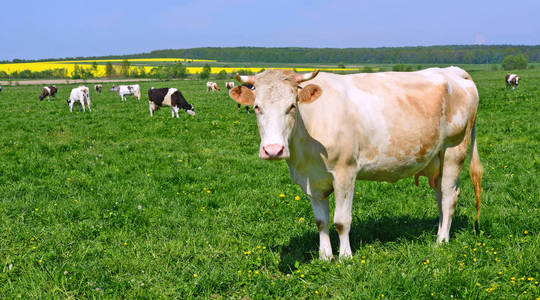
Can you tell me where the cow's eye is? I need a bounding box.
[286,104,296,114]
[254,105,262,114]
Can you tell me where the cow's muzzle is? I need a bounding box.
[261,144,285,160]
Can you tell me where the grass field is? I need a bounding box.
[0,68,538,298]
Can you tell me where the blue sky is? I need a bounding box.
[1,0,538,60]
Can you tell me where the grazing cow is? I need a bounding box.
[110,84,141,101]
[39,86,58,101]
[206,81,221,92]
[148,87,195,118]
[225,82,235,90]
[229,68,483,259]
[94,84,102,93]
[505,74,520,89]
[0,86,2,92]
[66,86,91,112]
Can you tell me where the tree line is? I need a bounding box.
[7,45,538,65]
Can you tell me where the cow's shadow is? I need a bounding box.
[276,214,470,273]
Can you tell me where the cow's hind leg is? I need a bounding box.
[333,169,356,259]
[435,138,469,243]
[310,192,333,260]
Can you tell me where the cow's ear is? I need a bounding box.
[229,86,254,105]
[298,84,322,104]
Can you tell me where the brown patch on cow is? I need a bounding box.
[384,80,445,160]
[229,86,255,105]
[335,223,344,235]
[298,84,322,103]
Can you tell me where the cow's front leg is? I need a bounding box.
[333,170,356,259]
[310,193,332,260]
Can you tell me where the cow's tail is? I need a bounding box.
[469,119,483,221]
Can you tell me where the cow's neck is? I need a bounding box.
[288,108,325,166]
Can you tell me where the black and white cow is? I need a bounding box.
[0,86,2,93]
[148,87,195,118]
[505,74,520,89]
[39,86,58,101]
[94,84,102,93]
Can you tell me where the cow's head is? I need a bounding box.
[229,69,321,160]
[185,104,195,116]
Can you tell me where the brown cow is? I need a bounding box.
[229,67,483,259]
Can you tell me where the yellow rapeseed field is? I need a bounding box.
[0,58,369,78]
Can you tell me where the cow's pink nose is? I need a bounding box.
[262,144,285,159]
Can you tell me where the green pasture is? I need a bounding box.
[0,69,538,298]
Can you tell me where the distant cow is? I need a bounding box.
[232,83,254,113]
[148,87,195,118]
[94,84,102,93]
[505,74,520,89]
[66,86,91,112]
[39,86,58,101]
[0,86,2,92]
[225,82,235,90]
[206,81,220,92]
[110,84,141,101]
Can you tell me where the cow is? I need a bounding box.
[66,86,91,112]
[148,87,195,118]
[94,84,102,93]
[228,68,483,260]
[206,81,220,92]
[505,74,520,89]
[0,86,2,92]
[234,83,254,113]
[225,82,235,90]
[39,86,58,101]
[110,84,141,101]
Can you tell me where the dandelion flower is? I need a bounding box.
[295,196,300,200]
[279,193,285,197]
[193,274,198,278]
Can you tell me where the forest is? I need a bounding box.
[6,45,539,65]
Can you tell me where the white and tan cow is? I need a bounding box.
[225,82,235,90]
[505,74,520,89]
[206,81,220,92]
[66,86,91,112]
[110,84,141,101]
[229,68,483,260]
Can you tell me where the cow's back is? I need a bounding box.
[295,67,478,181]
